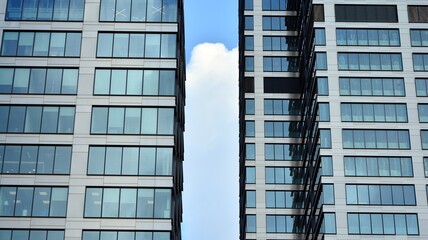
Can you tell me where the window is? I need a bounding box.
[245,56,254,72]
[410,29,428,46]
[321,156,333,176]
[0,68,78,94]
[322,184,335,205]
[82,231,170,240]
[314,28,326,46]
[246,167,255,183]
[424,158,428,177]
[346,185,416,206]
[344,156,413,177]
[320,129,332,148]
[245,99,255,115]
[84,188,171,218]
[88,146,172,176]
[335,5,398,22]
[264,99,301,115]
[246,215,256,233]
[318,103,330,122]
[91,107,174,135]
[0,105,75,134]
[244,0,253,10]
[0,230,64,240]
[315,52,327,70]
[265,167,302,184]
[5,0,84,21]
[347,213,419,235]
[100,0,177,22]
[244,77,254,93]
[265,144,302,161]
[413,53,428,71]
[262,16,297,31]
[94,69,175,96]
[317,77,329,95]
[244,16,253,30]
[336,29,400,46]
[244,36,254,50]
[266,191,304,208]
[313,4,324,22]
[419,104,428,122]
[245,143,255,160]
[342,130,410,149]
[321,213,336,234]
[264,121,302,138]
[421,130,428,149]
[338,53,403,71]
[96,33,176,58]
[264,77,301,93]
[262,0,298,11]
[245,121,255,137]
[408,6,428,23]
[263,36,298,51]
[416,79,428,96]
[263,57,299,72]
[266,215,305,233]
[341,103,407,122]
[246,191,255,208]
[0,145,71,174]
[0,186,68,217]
[1,31,81,57]
[339,77,405,96]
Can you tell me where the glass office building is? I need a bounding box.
[239,0,428,239]
[0,0,185,239]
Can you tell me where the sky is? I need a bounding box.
[182,1,239,240]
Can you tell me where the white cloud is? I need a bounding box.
[182,43,239,240]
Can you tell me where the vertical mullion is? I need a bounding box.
[52,146,57,174]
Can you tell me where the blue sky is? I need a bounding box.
[182,1,239,240]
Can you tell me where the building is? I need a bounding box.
[239,0,428,239]
[0,0,185,239]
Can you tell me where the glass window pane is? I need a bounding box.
[122,147,139,175]
[105,147,122,175]
[156,148,173,175]
[113,34,129,57]
[1,32,19,56]
[32,187,51,216]
[141,108,157,134]
[17,32,34,56]
[124,108,141,134]
[53,0,70,20]
[348,214,359,234]
[49,32,66,56]
[37,146,54,174]
[137,189,154,217]
[161,34,176,58]
[53,146,71,174]
[15,187,33,216]
[65,32,81,57]
[50,188,67,216]
[61,69,78,94]
[102,188,119,217]
[41,106,59,133]
[129,34,145,58]
[139,148,155,175]
[94,70,111,94]
[159,70,175,95]
[68,0,84,20]
[88,147,105,174]
[24,106,42,133]
[0,187,17,216]
[126,70,143,95]
[12,230,29,240]
[8,106,26,132]
[0,68,14,93]
[145,34,161,58]
[91,107,108,134]
[107,108,124,134]
[97,33,113,57]
[158,108,174,134]
[100,0,115,21]
[33,32,50,56]
[131,0,147,22]
[84,188,102,217]
[4,146,21,174]
[154,189,171,218]
[110,70,127,95]
[143,70,159,95]
[119,189,137,217]
[45,69,63,94]
[20,146,37,174]
[58,107,74,133]
[406,214,419,234]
